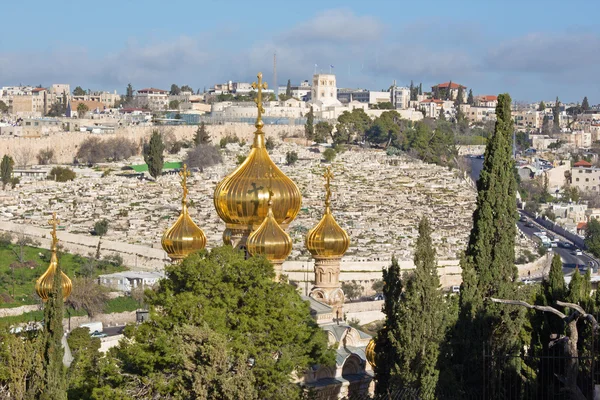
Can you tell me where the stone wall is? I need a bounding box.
[0,123,303,164]
[0,305,39,318]
[67,311,137,332]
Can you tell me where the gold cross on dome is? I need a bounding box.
[179,164,190,203]
[265,166,276,203]
[324,167,334,205]
[48,212,60,249]
[251,72,268,124]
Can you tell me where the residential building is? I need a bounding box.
[474,95,498,108]
[571,162,600,192]
[337,89,389,105]
[390,85,410,109]
[513,110,543,130]
[529,134,558,150]
[419,99,451,118]
[135,88,169,110]
[430,82,467,101]
[98,271,164,292]
[460,104,496,123]
[72,90,120,108]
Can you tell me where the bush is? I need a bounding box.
[286,151,298,166]
[323,148,336,162]
[48,166,75,182]
[236,155,247,165]
[10,177,19,188]
[185,144,223,170]
[93,219,109,236]
[36,148,55,165]
[219,135,240,148]
[76,137,138,164]
[265,137,275,150]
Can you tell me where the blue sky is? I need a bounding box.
[1,0,599,103]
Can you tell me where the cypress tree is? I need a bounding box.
[374,256,403,396]
[409,80,415,101]
[456,93,522,395]
[553,96,560,132]
[582,96,590,112]
[1,155,14,190]
[439,106,446,121]
[446,81,453,100]
[545,253,565,303]
[567,268,583,304]
[40,252,67,399]
[538,101,546,111]
[582,268,592,308]
[143,130,165,180]
[418,83,422,96]
[390,218,445,399]
[467,89,474,105]
[304,107,314,141]
[285,79,292,98]
[455,85,464,106]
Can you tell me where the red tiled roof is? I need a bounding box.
[577,222,587,230]
[137,88,168,93]
[574,160,592,167]
[433,82,466,89]
[32,88,46,92]
[478,95,498,102]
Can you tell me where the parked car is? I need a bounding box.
[90,331,108,338]
[519,215,527,222]
[451,285,460,293]
[372,294,384,301]
[572,249,583,256]
[525,222,535,228]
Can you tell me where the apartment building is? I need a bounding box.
[571,161,600,192]
[135,88,169,110]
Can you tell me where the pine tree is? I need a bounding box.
[456,93,522,395]
[582,96,590,112]
[1,155,14,190]
[285,79,292,98]
[553,96,560,132]
[390,218,445,398]
[538,101,546,111]
[125,84,134,102]
[40,251,67,399]
[374,256,403,396]
[143,130,165,180]
[304,107,314,141]
[467,89,474,105]
[193,122,210,145]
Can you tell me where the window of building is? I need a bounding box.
[576,178,580,181]
[586,178,589,182]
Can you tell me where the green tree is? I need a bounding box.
[1,154,14,190]
[390,218,445,398]
[48,167,76,182]
[125,83,134,103]
[418,83,422,96]
[180,85,194,93]
[467,89,474,105]
[584,218,600,258]
[538,101,546,111]
[93,219,108,237]
[286,151,298,166]
[455,85,464,106]
[366,111,401,146]
[374,256,403,395]
[323,148,336,162]
[515,131,530,151]
[76,103,89,118]
[193,122,210,145]
[111,246,332,399]
[169,84,181,95]
[445,81,453,100]
[582,96,590,112]
[409,80,415,101]
[40,247,68,399]
[371,279,384,293]
[567,268,584,304]
[265,136,276,150]
[545,253,565,304]
[286,79,292,97]
[143,130,165,180]
[335,108,372,145]
[168,99,180,109]
[341,280,363,300]
[553,96,560,132]
[73,86,86,96]
[314,121,333,143]
[0,100,8,113]
[542,115,551,135]
[304,107,314,141]
[456,93,522,396]
[438,106,446,121]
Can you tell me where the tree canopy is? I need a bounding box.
[143,130,165,180]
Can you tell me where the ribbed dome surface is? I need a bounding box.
[161,203,207,261]
[214,133,301,231]
[36,249,72,301]
[365,338,376,367]
[306,206,350,258]
[247,202,293,263]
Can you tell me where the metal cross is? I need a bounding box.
[179,164,190,203]
[251,72,268,123]
[48,212,60,249]
[323,167,334,205]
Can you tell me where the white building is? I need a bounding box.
[135,88,169,110]
[98,271,164,292]
[390,85,410,109]
[311,74,341,107]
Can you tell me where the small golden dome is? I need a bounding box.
[36,213,72,301]
[162,165,206,261]
[247,198,293,264]
[214,72,301,235]
[306,168,349,259]
[365,338,376,367]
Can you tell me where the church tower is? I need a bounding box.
[214,72,301,252]
[306,167,350,319]
[161,164,207,262]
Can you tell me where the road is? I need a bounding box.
[103,326,125,336]
[516,213,595,278]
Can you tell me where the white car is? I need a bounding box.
[573,249,583,256]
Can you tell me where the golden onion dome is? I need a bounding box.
[36,213,72,301]
[247,197,293,264]
[162,165,206,261]
[306,168,350,258]
[365,338,376,368]
[214,72,301,232]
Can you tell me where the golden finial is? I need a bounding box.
[251,72,268,131]
[36,212,72,301]
[323,167,334,207]
[179,164,191,204]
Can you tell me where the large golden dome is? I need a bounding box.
[306,168,350,259]
[36,213,72,301]
[247,198,293,264]
[214,73,301,236]
[162,165,206,261]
